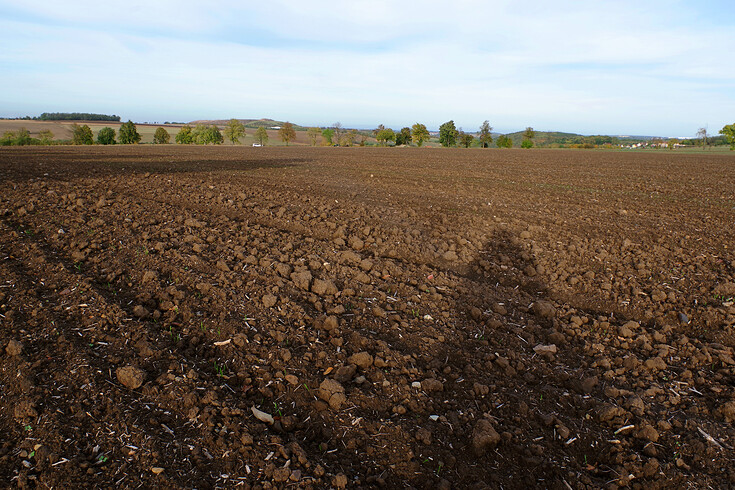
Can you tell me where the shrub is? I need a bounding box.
[153,127,170,144]
[175,124,193,144]
[72,124,94,145]
[119,120,141,144]
[97,127,116,145]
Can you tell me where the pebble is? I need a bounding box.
[132,305,149,318]
[262,294,277,308]
[5,339,23,356]
[319,379,346,410]
[532,301,556,319]
[116,366,146,389]
[442,250,458,261]
[636,424,659,442]
[332,473,348,488]
[290,270,312,290]
[533,344,557,355]
[348,351,374,369]
[472,419,501,455]
[421,378,444,392]
[312,278,338,296]
[643,357,667,372]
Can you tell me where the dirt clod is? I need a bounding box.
[472,419,501,455]
[5,339,22,356]
[1,146,734,488]
[116,366,146,389]
[319,379,346,410]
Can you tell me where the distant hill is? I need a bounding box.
[189,118,307,131]
[497,130,645,148]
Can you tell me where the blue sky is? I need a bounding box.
[1,0,734,136]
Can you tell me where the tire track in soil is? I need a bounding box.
[0,215,236,487]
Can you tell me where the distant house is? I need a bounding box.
[270,126,281,130]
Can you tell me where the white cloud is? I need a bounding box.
[1,0,734,134]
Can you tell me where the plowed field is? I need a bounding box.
[1,145,734,489]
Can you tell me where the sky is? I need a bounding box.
[1,0,734,136]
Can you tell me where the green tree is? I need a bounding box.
[119,120,141,144]
[307,127,321,146]
[439,120,459,147]
[411,123,430,147]
[523,126,535,141]
[72,124,94,145]
[192,124,206,144]
[0,131,15,146]
[719,123,735,150]
[97,127,116,145]
[15,127,32,146]
[279,122,296,145]
[223,119,245,144]
[395,127,412,146]
[458,129,474,148]
[321,128,334,145]
[497,135,513,148]
[39,129,54,145]
[209,126,224,144]
[376,128,395,146]
[175,124,193,144]
[193,125,223,145]
[153,127,170,144]
[254,126,269,146]
[479,120,493,148]
[521,139,533,149]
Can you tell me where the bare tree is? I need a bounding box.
[333,122,343,146]
[697,127,708,150]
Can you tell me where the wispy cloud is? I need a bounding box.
[1,0,733,135]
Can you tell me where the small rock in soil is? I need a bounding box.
[719,401,735,423]
[116,366,146,389]
[312,278,338,296]
[334,364,357,383]
[533,344,557,355]
[132,305,149,318]
[472,419,501,455]
[13,400,38,419]
[532,301,556,319]
[319,379,346,410]
[332,473,349,488]
[262,294,277,308]
[314,315,339,332]
[348,351,374,369]
[636,424,660,442]
[422,378,444,392]
[443,250,458,261]
[5,339,23,356]
[291,270,313,290]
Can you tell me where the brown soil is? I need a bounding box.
[1,145,734,489]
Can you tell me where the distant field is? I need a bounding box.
[0,120,312,146]
[2,120,729,150]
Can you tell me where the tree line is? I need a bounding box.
[3,118,734,149]
[38,112,121,122]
